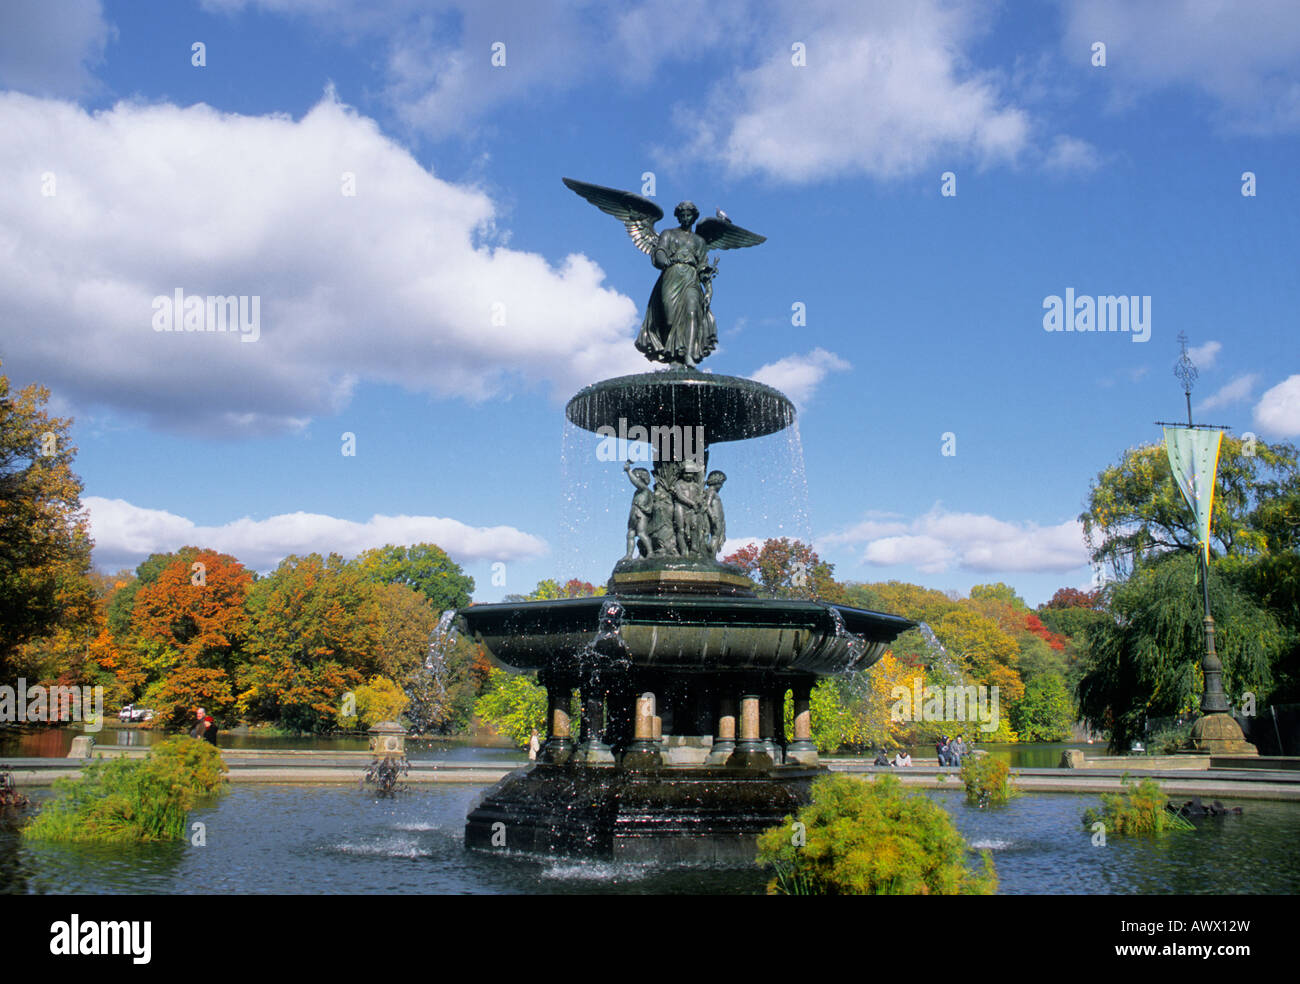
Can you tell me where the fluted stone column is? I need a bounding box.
[786,679,818,766]
[705,688,736,765]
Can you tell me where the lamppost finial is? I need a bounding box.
[1174,331,1198,426]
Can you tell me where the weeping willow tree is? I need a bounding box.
[1076,552,1284,752]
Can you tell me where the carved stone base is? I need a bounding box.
[1182,713,1258,756]
[610,556,756,597]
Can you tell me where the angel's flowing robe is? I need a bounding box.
[636,227,716,366]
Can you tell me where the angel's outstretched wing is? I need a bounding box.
[696,217,766,250]
[562,177,664,255]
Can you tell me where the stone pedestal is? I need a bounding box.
[728,690,773,770]
[705,693,737,766]
[1182,713,1258,756]
[1059,749,1086,768]
[539,673,575,764]
[622,692,663,770]
[367,721,405,758]
[785,683,819,766]
[67,735,96,758]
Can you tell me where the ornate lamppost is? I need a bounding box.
[1159,333,1256,756]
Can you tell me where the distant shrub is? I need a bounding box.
[756,774,996,895]
[23,738,226,843]
[961,755,1018,807]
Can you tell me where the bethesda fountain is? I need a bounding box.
[458,178,913,861]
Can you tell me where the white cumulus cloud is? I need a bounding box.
[677,2,1034,182]
[1188,340,1222,368]
[829,505,1089,575]
[1061,0,1300,134]
[84,496,547,574]
[0,91,645,437]
[1254,375,1300,437]
[750,348,850,406]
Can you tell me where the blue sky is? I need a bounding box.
[2,0,1297,606]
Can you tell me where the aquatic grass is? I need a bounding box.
[22,737,226,843]
[1082,774,1195,835]
[961,754,1018,807]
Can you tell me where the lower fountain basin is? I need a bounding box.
[458,594,915,675]
[465,762,823,862]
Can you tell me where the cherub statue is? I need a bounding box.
[701,470,727,556]
[623,462,654,559]
[563,178,766,368]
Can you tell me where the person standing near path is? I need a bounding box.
[528,729,540,762]
[201,716,218,746]
[190,707,206,740]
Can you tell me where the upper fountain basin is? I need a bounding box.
[458,594,915,676]
[565,368,796,444]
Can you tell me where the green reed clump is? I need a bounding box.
[961,754,1018,807]
[23,737,226,843]
[1082,775,1194,835]
[756,774,996,895]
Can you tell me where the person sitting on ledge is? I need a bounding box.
[893,748,912,767]
[873,747,892,767]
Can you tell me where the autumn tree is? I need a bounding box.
[239,553,384,732]
[0,366,96,674]
[130,548,251,726]
[724,538,845,602]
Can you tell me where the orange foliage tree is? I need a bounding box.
[130,548,251,725]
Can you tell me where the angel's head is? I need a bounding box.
[674,201,699,227]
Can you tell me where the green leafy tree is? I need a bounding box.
[756,774,996,895]
[1076,552,1284,752]
[843,581,959,626]
[355,543,474,612]
[1080,436,1298,579]
[1009,672,1074,741]
[473,668,547,748]
[969,582,1029,610]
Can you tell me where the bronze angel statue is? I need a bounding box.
[563,177,766,368]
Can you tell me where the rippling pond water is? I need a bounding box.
[3,782,1297,895]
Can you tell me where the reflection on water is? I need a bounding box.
[2,783,1297,895]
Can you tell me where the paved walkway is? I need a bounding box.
[5,751,1299,800]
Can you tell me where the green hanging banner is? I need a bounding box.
[1163,426,1223,563]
